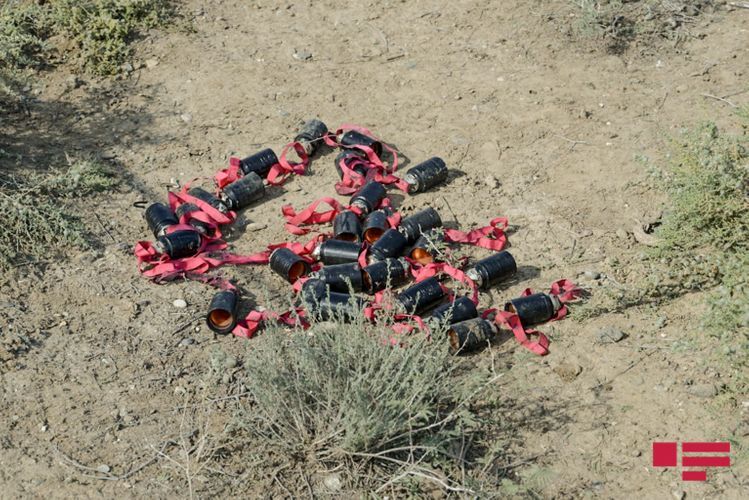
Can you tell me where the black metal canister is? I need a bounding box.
[403,157,448,193]
[333,210,363,243]
[504,292,561,326]
[239,148,278,178]
[145,202,178,237]
[269,248,311,283]
[408,229,444,265]
[187,187,228,214]
[206,289,238,335]
[395,277,446,315]
[294,119,328,156]
[334,149,368,179]
[362,209,390,244]
[465,251,517,290]
[221,172,265,210]
[350,181,386,215]
[398,207,443,243]
[301,279,368,323]
[310,262,364,293]
[339,130,383,157]
[155,230,202,259]
[429,296,478,329]
[368,228,409,263]
[175,203,210,234]
[448,318,498,354]
[361,257,410,294]
[311,240,362,265]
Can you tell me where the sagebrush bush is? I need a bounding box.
[0,158,117,267]
[230,317,504,494]
[0,0,172,76]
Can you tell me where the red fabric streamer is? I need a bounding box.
[267,142,309,185]
[444,217,508,251]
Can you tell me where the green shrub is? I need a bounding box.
[0,158,117,268]
[229,317,508,494]
[0,0,172,76]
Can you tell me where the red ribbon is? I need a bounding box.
[444,217,508,251]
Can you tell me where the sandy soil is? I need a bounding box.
[1,0,747,497]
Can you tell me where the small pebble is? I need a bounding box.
[484,175,499,189]
[293,50,312,61]
[323,473,343,491]
[145,58,159,69]
[688,383,717,398]
[246,222,267,232]
[655,316,667,329]
[180,338,195,346]
[96,464,111,474]
[180,113,192,123]
[584,270,601,280]
[173,299,188,308]
[616,228,629,240]
[597,326,625,344]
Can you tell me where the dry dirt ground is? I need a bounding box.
[1,0,748,498]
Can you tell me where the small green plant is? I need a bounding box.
[578,118,748,400]
[0,0,172,76]
[0,157,117,268]
[572,1,714,54]
[227,317,512,495]
[52,0,172,75]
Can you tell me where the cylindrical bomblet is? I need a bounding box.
[409,229,444,265]
[395,277,446,315]
[368,228,409,263]
[504,292,562,326]
[429,296,478,329]
[465,251,517,290]
[310,262,364,293]
[175,203,210,234]
[362,209,390,244]
[239,148,278,178]
[448,318,498,354]
[334,149,368,179]
[221,172,265,210]
[339,130,383,157]
[206,289,238,335]
[350,181,386,215]
[361,257,410,294]
[333,210,362,243]
[270,248,311,283]
[145,202,178,237]
[155,230,202,259]
[294,119,328,156]
[399,207,443,243]
[312,240,362,265]
[403,157,448,193]
[187,187,228,214]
